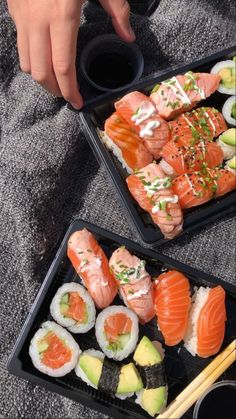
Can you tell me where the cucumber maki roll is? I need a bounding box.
[222,96,236,126]
[211,60,236,95]
[29,321,81,377]
[134,336,167,417]
[95,305,139,361]
[50,283,96,333]
[217,128,236,160]
[75,349,143,398]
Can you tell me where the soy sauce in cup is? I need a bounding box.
[88,53,134,90]
[193,381,236,419]
[80,34,144,92]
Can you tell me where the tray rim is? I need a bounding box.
[7,219,236,419]
[80,45,236,246]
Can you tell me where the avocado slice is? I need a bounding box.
[38,341,49,353]
[134,336,162,366]
[219,67,236,89]
[106,333,131,352]
[227,155,236,170]
[79,353,143,394]
[219,128,236,147]
[134,337,167,417]
[231,103,236,120]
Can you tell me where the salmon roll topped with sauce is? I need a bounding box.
[150,71,221,120]
[126,163,183,239]
[115,91,170,158]
[109,246,155,324]
[169,107,227,143]
[29,321,81,377]
[67,229,117,309]
[95,306,139,361]
[50,283,96,333]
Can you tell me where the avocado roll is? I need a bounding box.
[222,96,236,126]
[29,321,81,377]
[217,128,236,159]
[134,336,167,417]
[95,305,139,361]
[75,349,143,398]
[211,60,236,95]
[50,283,96,333]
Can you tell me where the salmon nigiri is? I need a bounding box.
[102,112,153,173]
[109,246,155,324]
[115,91,170,158]
[169,107,227,143]
[154,271,191,346]
[172,168,236,209]
[67,229,117,309]
[150,71,221,120]
[126,162,183,239]
[159,139,224,177]
[184,286,226,357]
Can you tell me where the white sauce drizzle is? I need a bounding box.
[126,283,151,301]
[143,177,171,196]
[184,174,197,196]
[140,120,161,138]
[152,195,179,213]
[183,114,195,129]
[204,111,216,136]
[131,101,156,125]
[163,77,191,105]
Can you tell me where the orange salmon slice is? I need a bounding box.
[154,270,191,346]
[197,286,226,357]
[64,292,87,323]
[104,313,132,342]
[104,112,153,171]
[41,332,72,369]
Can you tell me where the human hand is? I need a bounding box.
[7,0,135,109]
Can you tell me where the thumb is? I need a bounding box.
[99,0,135,43]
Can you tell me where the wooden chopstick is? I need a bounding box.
[157,339,236,419]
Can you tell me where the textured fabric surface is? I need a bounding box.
[0,0,236,418]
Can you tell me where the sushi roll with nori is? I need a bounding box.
[184,286,226,358]
[29,321,81,377]
[75,349,143,397]
[50,283,96,333]
[134,336,167,417]
[211,60,236,95]
[95,305,139,361]
[222,96,236,126]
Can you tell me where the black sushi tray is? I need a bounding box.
[80,45,236,247]
[7,219,236,419]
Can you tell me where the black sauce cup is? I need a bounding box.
[80,34,144,92]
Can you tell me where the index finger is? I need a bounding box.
[99,0,135,43]
[50,20,83,109]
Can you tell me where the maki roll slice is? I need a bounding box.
[67,229,117,309]
[217,128,236,160]
[222,96,236,126]
[75,349,143,397]
[50,283,96,333]
[211,59,236,95]
[95,305,139,361]
[29,321,81,377]
[134,336,167,417]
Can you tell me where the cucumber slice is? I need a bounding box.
[61,293,69,304]
[60,303,69,315]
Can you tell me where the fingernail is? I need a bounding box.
[71,102,82,110]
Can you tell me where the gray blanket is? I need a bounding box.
[0,0,235,417]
